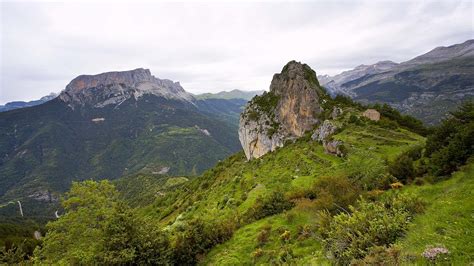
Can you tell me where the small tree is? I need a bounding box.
[388,154,414,183]
[34,180,172,264]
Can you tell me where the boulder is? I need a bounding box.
[323,140,345,157]
[311,120,338,142]
[363,109,380,121]
[331,106,343,119]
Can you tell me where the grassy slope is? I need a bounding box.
[204,202,326,265]
[203,154,474,265]
[202,124,422,264]
[396,162,474,263]
[135,109,425,264]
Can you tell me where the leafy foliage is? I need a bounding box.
[388,154,415,183]
[425,101,474,176]
[34,180,172,264]
[311,175,361,213]
[173,218,236,265]
[245,191,294,222]
[319,194,424,264]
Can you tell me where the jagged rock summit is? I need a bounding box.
[59,68,194,108]
[239,61,328,160]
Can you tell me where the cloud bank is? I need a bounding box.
[1,0,472,103]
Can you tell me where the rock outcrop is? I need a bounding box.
[311,120,338,142]
[331,107,343,119]
[59,68,194,108]
[239,61,328,160]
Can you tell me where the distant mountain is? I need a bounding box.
[193,90,264,126]
[318,61,398,97]
[194,89,264,101]
[319,40,474,125]
[0,93,58,112]
[0,68,242,217]
[195,98,248,126]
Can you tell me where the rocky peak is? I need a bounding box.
[238,61,327,160]
[59,68,194,108]
[65,68,153,92]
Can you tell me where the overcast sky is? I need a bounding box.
[0,0,473,104]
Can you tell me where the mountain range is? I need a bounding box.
[319,39,474,124]
[0,69,246,216]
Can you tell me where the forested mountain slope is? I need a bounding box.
[0,69,241,217]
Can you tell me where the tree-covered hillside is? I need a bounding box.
[0,94,241,218]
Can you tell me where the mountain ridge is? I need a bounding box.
[59,68,194,108]
[319,39,474,124]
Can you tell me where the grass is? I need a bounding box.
[137,116,424,225]
[202,201,328,265]
[396,162,474,264]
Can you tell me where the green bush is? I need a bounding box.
[388,153,415,183]
[277,246,294,263]
[34,181,173,265]
[312,175,361,213]
[173,218,236,265]
[345,151,387,190]
[0,242,28,264]
[256,225,271,246]
[320,194,422,264]
[245,191,294,221]
[352,245,401,265]
[404,145,423,161]
[333,94,364,109]
[378,118,398,130]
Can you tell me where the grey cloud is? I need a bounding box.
[1,1,472,103]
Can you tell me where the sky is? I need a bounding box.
[0,0,473,104]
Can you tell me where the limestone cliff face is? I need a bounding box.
[59,68,194,108]
[239,61,327,160]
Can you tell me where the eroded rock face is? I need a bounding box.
[239,61,327,160]
[238,117,286,159]
[59,68,194,108]
[311,120,338,142]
